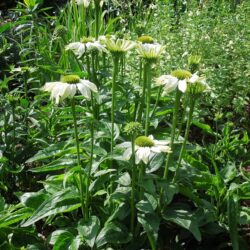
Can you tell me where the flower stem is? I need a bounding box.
[159,90,182,206]
[71,97,85,217]
[137,62,148,123]
[94,0,100,39]
[130,134,136,235]
[163,90,182,180]
[150,86,163,119]
[111,55,119,154]
[176,94,188,139]
[173,96,196,182]
[145,62,152,136]
[85,118,94,220]
[11,104,16,165]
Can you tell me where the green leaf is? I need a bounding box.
[48,230,80,250]
[95,222,132,248]
[147,153,165,173]
[221,162,237,183]
[78,216,100,248]
[20,192,48,209]
[163,205,202,241]
[0,205,33,228]
[22,189,81,227]
[117,172,131,186]
[227,193,239,250]
[192,120,215,135]
[138,213,160,250]
[30,158,77,173]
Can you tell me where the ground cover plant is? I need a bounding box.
[0,0,250,249]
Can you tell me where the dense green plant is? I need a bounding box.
[0,0,249,249]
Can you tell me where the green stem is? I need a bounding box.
[86,55,92,80]
[111,55,119,154]
[163,90,182,180]
[137,62,148,122]
[85,118,94,220]
[150,86,163,119]
[130,134,136,235]
[173,96,196,182]
[176,93,188,139]
[145,62,152,136]
[94,1,100,39]
[139,163,145,200]
[71,97,85,217]
[11,104,16,165]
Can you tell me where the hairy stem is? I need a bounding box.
[71,97,85,217]
[173,96,196,182]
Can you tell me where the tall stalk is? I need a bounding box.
[85,118,94,220]
[137,62,148,123]
[94,0,100,39]
[173,96,196,182]
[130,134,136,234]
[71,97,85,217]
[145,62,152,136]
[111,55,119,154]
[163,90,182,180]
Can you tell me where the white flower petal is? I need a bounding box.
[123,148,132,161]
[178,79,187,93]
[117,141,131,148]
[80,80,98,93]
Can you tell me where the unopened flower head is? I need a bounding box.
[103,36,135,56]
[137,35,154,44]
[53,25,67,39]
[137,43,165,63]
[124,122,143,136]
[65,37,107,58]
[188,55,201,72]
[117,135,171,164]
[42,74,97,104]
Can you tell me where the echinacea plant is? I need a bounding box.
[103,36,135,155]
[137,42,165,135]
[42,74,98,219]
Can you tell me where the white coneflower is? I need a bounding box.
[187,73,208,94]
[170,69,193,93]
[118,135,171,164]
[65,37,107,58]
[42,75,97,104]
[155,75,179,95]
[103,36,136,55]
[137,43,165,61]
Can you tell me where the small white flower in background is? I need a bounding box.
[66,37,107,58]
[155,75,179,95]
[74,0,104,8]
[74,0,90,7]
[42,75,97,104]
[117,135,171,165]
[137,43,165,61]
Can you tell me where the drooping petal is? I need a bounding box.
[123,147,132,161]
[117,141,131,148]
[80,80,98,93]
[178,79,187,93]
[42,82,61,92]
